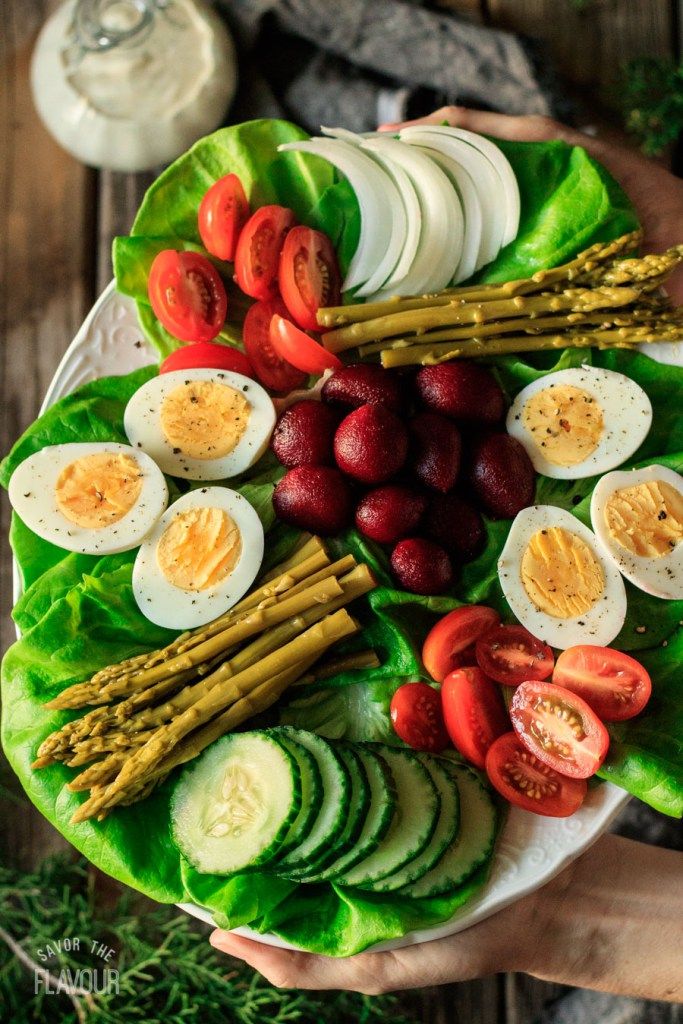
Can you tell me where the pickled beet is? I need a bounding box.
[415,363,505,424]
[355,485,427,544]
[273,466,353,535]
[470,433,535,519]
[334,403,408,484]
[271,400,339,467]
[390,538,454,595]
[424,493,486,561]
[322,363,404,412]
[409,412,461,493]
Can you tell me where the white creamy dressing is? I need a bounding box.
[31,0,237,171]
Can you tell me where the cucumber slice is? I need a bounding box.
[361,753,460,892]
[302,747,396,883]
[334,745,440,888]
[271,734,323,857]
[284,744,370,880]
[400,762,497,898]
[273,727,350,870]
[171,732,300,875]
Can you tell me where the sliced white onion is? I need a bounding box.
[278,137,407,292]
[400,127,504,272]
[319,126,423,295]
[411,144,481,283]
[405,125,520,247]
[361,136,463,295]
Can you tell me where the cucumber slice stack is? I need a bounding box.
[171,729,497,895]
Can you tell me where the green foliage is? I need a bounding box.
[619,58,683,158]
[0,854,420,1024]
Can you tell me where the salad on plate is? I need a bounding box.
[1,118,682,958]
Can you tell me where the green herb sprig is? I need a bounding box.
[0,855,419,1024]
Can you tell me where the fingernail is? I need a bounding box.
[210,929,235,951]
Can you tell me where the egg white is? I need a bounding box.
[506,365,652,479]
[132,486,264,629]
[7,442,168,555]
[124,369,276,481]
[498,504,627,649]
[590,464,683,600]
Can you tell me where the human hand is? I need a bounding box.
[209,887,533,993]
[380,106,683,302]
[210,834,682,1001]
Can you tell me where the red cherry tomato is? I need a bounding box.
[486,733,587,817]
[147,250,227,343]
[390,682,449,752]
[279,226,342,331]
[270,315,343,375]
[198,174,250,262]
[475,624,554,687]
[422,606,500,683]
[510,680,610,779]
[242,298,307,393]
[553,646,651,722]
[234,205,297,300]
[159,341,254,377]
[441,667,509,769]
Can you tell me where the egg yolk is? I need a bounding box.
[604,479,683,558]
[156,506,242,591]
[521,526,605,618]
[55,453,143,529]
[522,385,604,466]
[160,380,250,461]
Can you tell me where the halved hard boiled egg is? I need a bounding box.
[8,442,168,555]
[132,486,264,629]
[590,464,683,600]
[124,369,276,480]
[506,366,652,479]
[498,504,627,649]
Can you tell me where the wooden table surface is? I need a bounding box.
[1,2,680,1021]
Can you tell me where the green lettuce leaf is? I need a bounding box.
[113,119,637,359]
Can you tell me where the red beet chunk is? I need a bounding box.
[322,363,404,413]
[355,485,427,544]
[390,538,454,595]
[415,363,505,424]
[470,433,535,519]
[271,400,339,467]
[334,403,408,484]
[424,493,486,562]
[273,466,353,535]
[409,412,461,493]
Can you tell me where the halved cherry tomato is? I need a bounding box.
[510,680,610,779]
[242,298,307,393]
[270,315,343,375]
[198,174,250,262]
[486,732,587,817]
[553,646,651,722]
[234,205,296,300]
[148,250,227,343]
[279,226,342,331]
[159,341,254,377]
[390,682,449,752]
[476,624,554,687]
[441,667,509,769]
[422,606,500,683]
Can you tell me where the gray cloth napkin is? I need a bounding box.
[217,0,571,131]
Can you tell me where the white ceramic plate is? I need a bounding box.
[17,283,636,954]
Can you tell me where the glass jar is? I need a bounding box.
[31,0,238,171]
